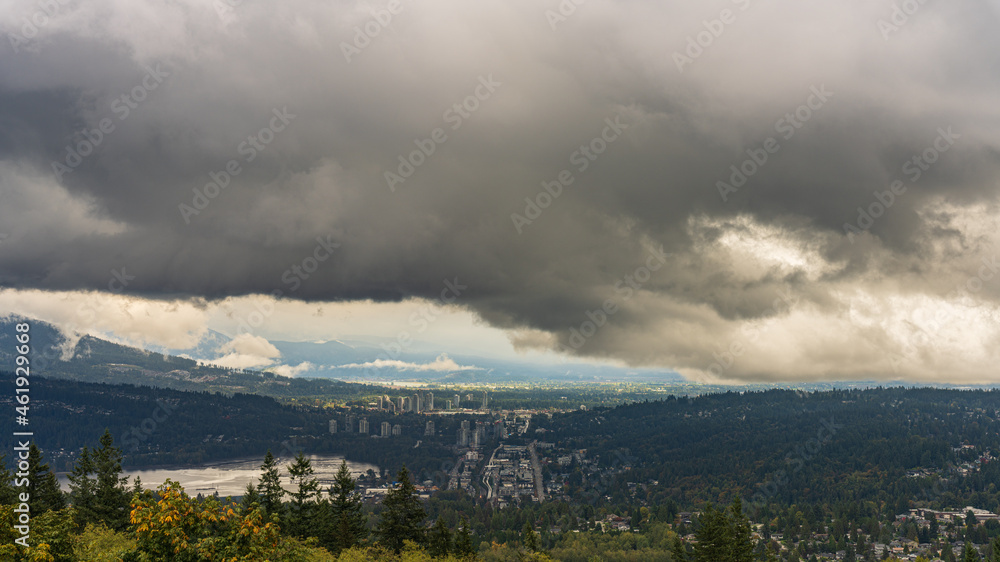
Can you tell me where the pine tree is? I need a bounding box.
[696,504,732,562]
[523,521,540,552]
[324,459,367,554]
[89,430,130,530]
[131,476,143,498]
[286,452,320,537]
[965,542,981,562]
[24,443,65,514]
[730,498,755,562]
[943,543,957,562]
[455,515,475,558]
[0,454,14,505]
[242,480,261,513]
[257,450,285,517]
[429,517,453,557]
[991,538,1000,562]
[673,536,689,562]
[68,446,96,526]
[376,465,426,553]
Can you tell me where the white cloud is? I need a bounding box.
[269,361,316,377]
[338,353,482,372]
[207,352,275,370]
[206,333,281,370]
[218,333,280,359]
[0,288,209,349]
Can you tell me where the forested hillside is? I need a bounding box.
[536,388,1000,515]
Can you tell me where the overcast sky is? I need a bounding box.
[2,0,1000,383]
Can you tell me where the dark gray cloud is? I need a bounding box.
[2,0,1000,381]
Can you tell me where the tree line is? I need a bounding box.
[0,430,552,561]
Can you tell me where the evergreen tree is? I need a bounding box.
[257,450,284,517]
[286,452,320,537]
[376,465,426,553]
[673,536,689,562]
[943,543,956,562]
[325,459,367,554]
[696,504,732,562]
[0,454,14,506]
[131,476,144,498]
[241,480,261,513]
[455,515,475,558]
[845,544,857,562]
[429,517,453,557]
[24,443,64,514]
[991,538,1000,562]
[68,446,96,526]
[730,498,755,562]
[523,520,540,552]
[90,430,130,530]
[966,542,982,562]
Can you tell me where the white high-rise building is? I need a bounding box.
[329,420,337,434]
[381,421,392,437]
[358,418,369,434]
[457,420,471,446]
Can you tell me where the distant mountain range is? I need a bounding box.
[3,316,997,402]
[0,316,687,389]
[0,316,378,397]
[143,325,689,384]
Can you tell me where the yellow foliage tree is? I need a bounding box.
[129,479,305,561]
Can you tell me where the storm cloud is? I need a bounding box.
[2,0,1000,382]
